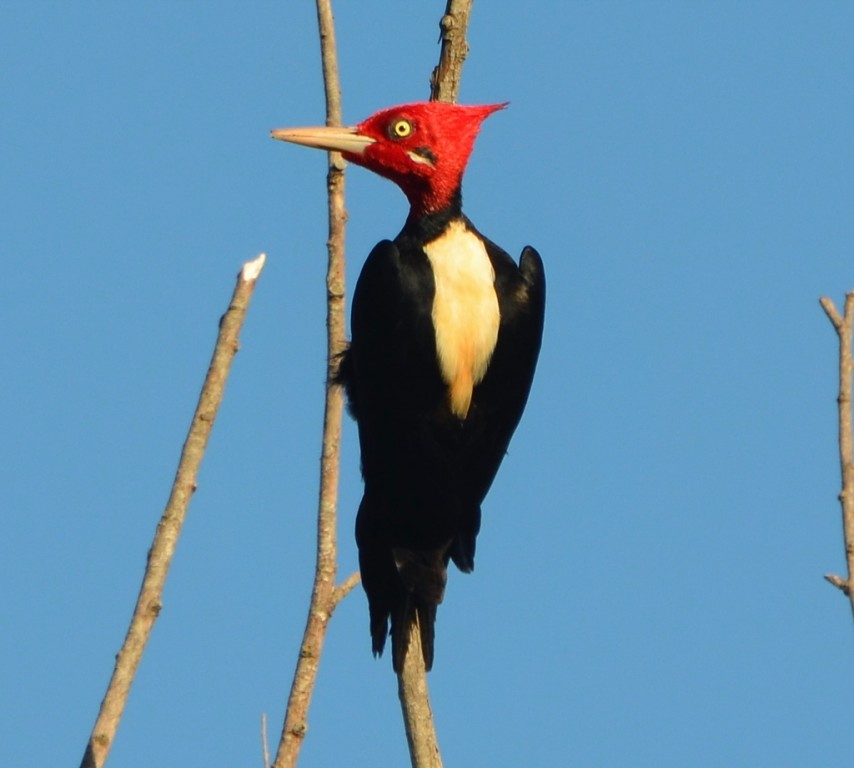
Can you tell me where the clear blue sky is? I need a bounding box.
[3,2,854,766]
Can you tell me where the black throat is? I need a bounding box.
[400,187,464,246]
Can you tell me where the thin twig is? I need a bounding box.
[824,572,851,594]
[261,713,271,768]
[821,296,844,331]
[79,253,267,768]
[271,1,350,766]
[820,292,854,620]
[331,570,362,608]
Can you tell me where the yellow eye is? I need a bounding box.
[390,119,413,139]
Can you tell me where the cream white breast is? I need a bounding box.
[423,220,500,419]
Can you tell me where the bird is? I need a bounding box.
[272,101,545,672]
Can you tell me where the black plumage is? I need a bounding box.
[272,101,545,671]
[338,205,545,670]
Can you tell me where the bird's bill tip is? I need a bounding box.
[270,125,375,155]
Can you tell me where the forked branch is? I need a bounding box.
[820,292,854,620]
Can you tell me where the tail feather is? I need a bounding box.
[358,493,452,671]
[449,530,477,573]
[390,593,438,673]
[415,600,437,671]
[388,545,448,672]
[390,593,413,673]
[370,605,391,659]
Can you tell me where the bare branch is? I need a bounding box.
[271,1,349,765]
[822,291,854,620]
[397,619,443,768]
[79,252,267,768]
[429,0,475,103]
[392,3,476,767]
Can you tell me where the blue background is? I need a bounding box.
[3,2,853,765]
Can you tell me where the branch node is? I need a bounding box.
[824,573,851,594]
[429,0,474,104]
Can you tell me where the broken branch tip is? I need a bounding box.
[241,252,267,282]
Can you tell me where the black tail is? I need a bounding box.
[359,537,448,672]
[389,546,447,672]
[390,588,440,673]
[356,491,453,670]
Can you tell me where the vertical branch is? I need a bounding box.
[272,2,355,766]
[429,0,474,103]
[397,622,443,768]
[395,3,475,767]
[79,253,268,768]
[821,293,854,620]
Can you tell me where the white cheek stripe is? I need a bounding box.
[423,220,500,419]
[407,150,435,167]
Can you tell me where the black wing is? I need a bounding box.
[469,240,545,499]
[340,234,545,669]
[448,236,546,571]
[341,239,452,668]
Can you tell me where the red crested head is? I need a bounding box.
[348,102,506,215]
[272,101,507,217]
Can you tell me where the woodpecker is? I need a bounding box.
[272,102,545,671]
